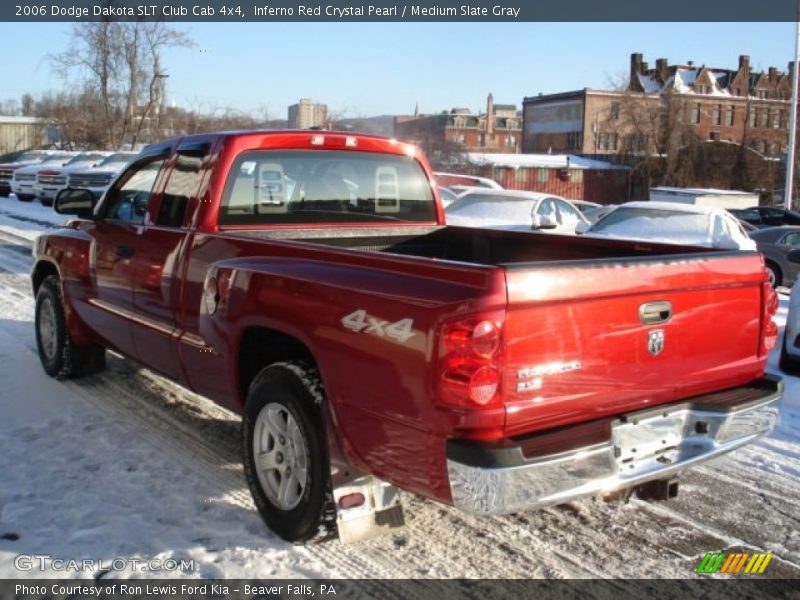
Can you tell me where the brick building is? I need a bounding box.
[395,93,522,156]
[522,53,795,158]
[461,152,630,204]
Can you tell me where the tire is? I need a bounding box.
[39,197,53,207]
[16,194,34,202]
[779,330,800,376]
[35,274,106,379]
[242,362,335,542]
[765,262,781,288]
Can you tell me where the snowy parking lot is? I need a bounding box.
[0,198,797,581]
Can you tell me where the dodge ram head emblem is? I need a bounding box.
[648,329,665,356]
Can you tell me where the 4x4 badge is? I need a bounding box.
[648,329,665,356]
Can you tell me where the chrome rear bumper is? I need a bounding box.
[447,376,782,515]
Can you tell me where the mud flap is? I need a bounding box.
[332,475,405,544]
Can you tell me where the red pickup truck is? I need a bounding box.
[32,131,782,543]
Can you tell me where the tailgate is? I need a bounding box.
[502,252,766,436]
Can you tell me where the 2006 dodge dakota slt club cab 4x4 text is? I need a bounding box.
[31,131,783,543]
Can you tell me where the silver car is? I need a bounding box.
[749,226,800,288]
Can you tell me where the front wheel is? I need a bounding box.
[35,274,106,379]
[16,194,34,202]
[242,362,334,542]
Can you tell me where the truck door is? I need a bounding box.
[84,152,168,357]
[131,139,214,381]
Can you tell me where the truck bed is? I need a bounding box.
[229,224,717,266]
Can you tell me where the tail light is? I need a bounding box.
[759,274,779,356]
[438,312,504,409]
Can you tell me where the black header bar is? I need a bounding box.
[3,0,798,22]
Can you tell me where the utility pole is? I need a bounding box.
[785,4,800,210]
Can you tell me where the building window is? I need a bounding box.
[567,131,582,150]
[695,84,710,94]
[759,109,770,128]
[690,104,701,124]
[724,106,734,126]
[773,110,782,128]
[734,88,742,97]
[571,170,583,183]
[505,135,516,146]
[712,105,721,126]
[455,133,465,144]
[709,131,721,141]
[610,102,620,120]
[748,107,756,128]
[755,140,766,153]
[756,89,768,99]
[515,168,526,183]
[536,168,549,182]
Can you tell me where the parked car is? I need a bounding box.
[780,252,800,375]
[66,152,139,199]
[34,152,110,206]
[747,226,800,288]
[578,201,757,251]
[446,189,590,234]
[0,150,51,197]
[434,171,503,190]
[11,152,77,201]
[730,206,800,228]
[37,130,781,544]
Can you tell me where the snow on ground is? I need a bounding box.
[0,196,798,582]
[0,196,70,242]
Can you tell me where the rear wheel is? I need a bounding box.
[779,330,800,376]
[242,362,335,542]
[35,274,106,379]
[765,262,781,288]
[16,194,34,202]
[39,197,53,207]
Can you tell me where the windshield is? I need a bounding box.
[64,153,107,166]
[98,153,137,167]
[219,150,436,225]
[38,154,74,165]
[589,207,711,241]
[16,151,47,162]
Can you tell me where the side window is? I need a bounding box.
[781,232,800,246]
[536,198,555,217]
[555,199,581,222]
[157,146,210,227]
[100,156,165,225]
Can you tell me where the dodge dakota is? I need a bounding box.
[32,130,782,543]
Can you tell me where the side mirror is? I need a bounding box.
[532,213,558,230]
[55,188,96,218]
[575,221,590,235]
[787,248,800,265]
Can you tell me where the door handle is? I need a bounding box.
[639,301,672,325]
[115,245,134,259]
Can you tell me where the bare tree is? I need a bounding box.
[52,13,192,149]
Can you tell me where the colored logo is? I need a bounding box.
[696,551,773,574]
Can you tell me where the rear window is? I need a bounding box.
[591,207,710,239]
[219,150,436,225]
